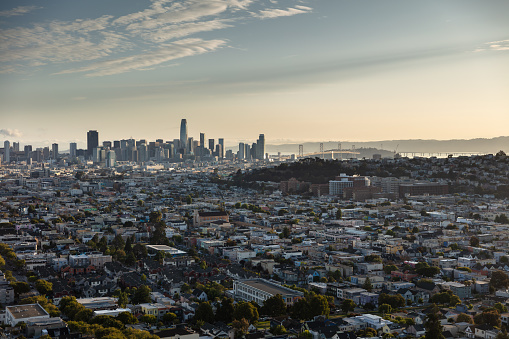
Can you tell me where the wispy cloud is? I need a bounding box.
[56,38,226,77]
[138,19,233,43]
[0,0,313,76]
[474,39,509,52]
[0,128,23,137]
[0,5,40,18]
[254,5,312,19]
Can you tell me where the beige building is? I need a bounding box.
[6,304,50,326]
[193,210,229,226]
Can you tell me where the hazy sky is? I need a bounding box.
[1,0,508,148]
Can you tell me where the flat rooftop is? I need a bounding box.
[7,304,49,319]
[240,279,302,297]
[146,245,187,255]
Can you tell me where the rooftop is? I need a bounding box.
[7,303,49,319]
[240,279,303,297]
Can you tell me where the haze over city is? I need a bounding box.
[1,0,509,148]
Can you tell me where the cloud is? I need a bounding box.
[0,0,313,76]
[474,39,509,52]
[56,38,226,77]
[139,20,232,43]
[254,5,312,19]
[488,40,509,51]
[0,17,126,64]
[227,0,255,10]
[0,5,40,18]
[0,129,23,137]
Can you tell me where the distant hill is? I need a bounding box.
[266,136,509,155]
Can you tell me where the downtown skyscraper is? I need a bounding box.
[180,119,188,153]
[87,130,99,159]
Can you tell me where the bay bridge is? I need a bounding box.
[295,143,484,160]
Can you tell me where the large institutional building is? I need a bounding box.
[233,278,304,306]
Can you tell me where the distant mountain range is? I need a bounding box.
[266,136,509,155]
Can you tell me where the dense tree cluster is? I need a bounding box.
[290,293,331,320]
[425,304,445,339]
[491,271,509,290]
[378,293,406,309]
[429,290,461,307]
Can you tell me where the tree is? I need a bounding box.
[194,302,215,323]
[496,329,509,339]
[216,298,235,323]
[358,328,377,337]
[133,244,148,258]
[118,292,129,308]
[12,281,30,295]
[365,255,382,263]
[430,290,459,306]
[112,235,125,250]
[282,226,290,238]
[415,262,441,278]
[35,279,53,295]
[491,271,509,290]
[362,277,373,292]
[474,310,501,327]
[291,298,311,320]
[336,208,342,219]
[149,211,162,224]
[233,301,259,323]
[378,293,406,309]
[60,296,86,320]
[125,252,137,266]
[186,195,193,204]
[124,237,133,253]
[74,309,93,322]
[140,314,157,324]
[494,302,508,313]
[379,304,392,314]
[449,294,461,307]
[424,304,445,339]
[341,299,356,314]
[117,311,138,325]
[270,325,287,335]
[232,318,249,337]
[131,285,151,305]
[456,313,473,324]
[384,265,398,275]
[261,294,286,317]
[470,236,480,247]
[308,294,330,318]
[181,283,192,293]
[162,312,177,324]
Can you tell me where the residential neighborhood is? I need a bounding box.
[0,151,509,339]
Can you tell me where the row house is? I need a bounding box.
[350,275,384,289]
[391,271,418,282]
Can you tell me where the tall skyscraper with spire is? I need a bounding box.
[180,119,188,153]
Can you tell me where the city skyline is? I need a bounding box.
[1,0,509,145]
[1,117,268,164]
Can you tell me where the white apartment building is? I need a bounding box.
[233,279,304,306]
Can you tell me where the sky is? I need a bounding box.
[1,0,508,149]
